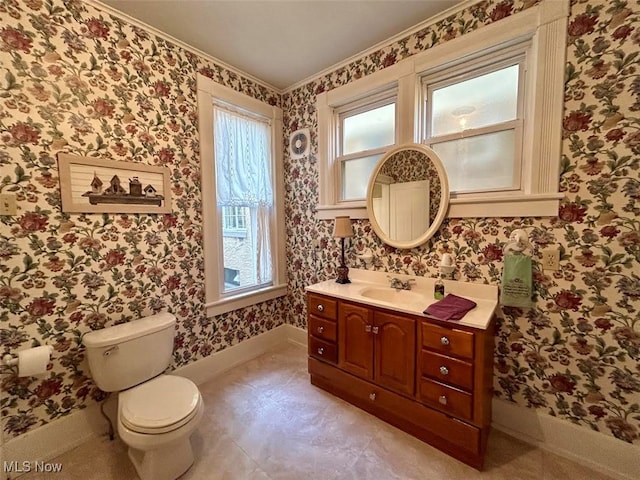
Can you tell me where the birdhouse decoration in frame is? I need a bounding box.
[57,153,172,214]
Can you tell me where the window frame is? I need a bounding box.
[197,75,286,317]
[316,61,416,219]
[336,90,397,202]
[422,52,527,196]
[316,0,568,219]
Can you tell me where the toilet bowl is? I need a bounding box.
[117,375,204,480]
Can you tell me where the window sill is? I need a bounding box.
[317,202,368,220]
[206,284,287,317]
[448,193,563,218]
[317,193,563,221]
[222,230,248,239]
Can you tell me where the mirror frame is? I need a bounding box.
[366,143,449,249]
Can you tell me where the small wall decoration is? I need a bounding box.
[57,153,172,214]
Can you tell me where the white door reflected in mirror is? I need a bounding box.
[366,144,449,249]
[373,180,430,242]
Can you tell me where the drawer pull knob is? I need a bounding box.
[317,326,324,334]
[317,347,324,355]
[439,366,449,376]
[372,326,379,334]
[439,395,448,405]
[369,393,376,401]
[365,325,372,333]
[440,336,450,346]
[317,304,324,312]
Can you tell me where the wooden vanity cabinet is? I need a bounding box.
[338,301,415,397]
[307,292,495,470]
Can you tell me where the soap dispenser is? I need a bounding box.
[434,276,445,300]
[440,253,455,277]
[434,253,455,299]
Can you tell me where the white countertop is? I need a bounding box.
[305,269,498,330]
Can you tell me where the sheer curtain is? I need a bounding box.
[214,106,273,286]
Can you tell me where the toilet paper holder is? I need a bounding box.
[2,345,53,372]
[2,352,19,367]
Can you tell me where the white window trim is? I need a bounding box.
[317,61,416,219]
[422,53,526,195]
[316,0,568,219]
[197,74,287,317]
[337,91,397,202]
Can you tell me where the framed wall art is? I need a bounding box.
[57,153,172,214]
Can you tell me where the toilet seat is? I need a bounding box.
[120,375,201,434]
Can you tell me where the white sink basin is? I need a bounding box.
[359,286,427,305]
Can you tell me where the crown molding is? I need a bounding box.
[85,0,281,94]
[85,0,479,94]
[283,0,477,94]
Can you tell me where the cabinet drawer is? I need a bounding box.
[307,293,338,321]
[419,378,473,421]
[309,336,337,364]
[421,322,474,360]
[309,315,337,342]
[309,357,481,456]
[420,350,473,391]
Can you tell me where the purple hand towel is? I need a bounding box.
[424,294,477,321]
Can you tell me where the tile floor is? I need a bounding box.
[19,342,615,480]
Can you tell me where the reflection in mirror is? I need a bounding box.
[366,144,449,249]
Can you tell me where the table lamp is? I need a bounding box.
[333,216,354,284]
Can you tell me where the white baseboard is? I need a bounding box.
[492,398,640,480]
[174,323,300,384]
[8,328,635,480]
[2,403,106,480]
[283,324,308,348]
[2,323,303,478]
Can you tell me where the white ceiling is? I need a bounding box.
[98,0,461,90]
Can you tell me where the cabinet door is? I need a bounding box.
[338,302,374,380]
[374,311,416,396]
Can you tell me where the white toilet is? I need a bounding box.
[83,312,203,480]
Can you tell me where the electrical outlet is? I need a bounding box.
[0,193,17,216]
[541,248,560,271]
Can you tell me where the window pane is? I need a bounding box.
[431,130,516,193]
[222,206,248,236]
[342,154,383,201]
[222,207,258,292]
[431,65,519,137]
[343,103,395,155]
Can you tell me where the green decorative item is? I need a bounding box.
[500,254,533,308]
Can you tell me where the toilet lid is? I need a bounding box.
[120,375,200,433]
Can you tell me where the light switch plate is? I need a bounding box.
[0,193,17,216]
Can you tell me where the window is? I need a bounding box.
[423,54,525,195]
[222,206,248,236]
[224,267,240,288]
[316,0,568,218]
[197,75,286,316]
[338,94,396,201]
[316,61,415,218]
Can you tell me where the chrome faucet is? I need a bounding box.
[388,277,416,291]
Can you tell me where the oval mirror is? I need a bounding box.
[366,143,449,249]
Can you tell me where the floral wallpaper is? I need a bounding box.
[0,0,284,440]
[283,0,640,446]
[1,0,638,455]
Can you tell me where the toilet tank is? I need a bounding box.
[83,312,176,392]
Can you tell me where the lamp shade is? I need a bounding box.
[333,216,353,238]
